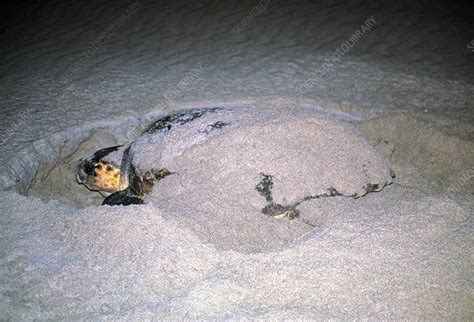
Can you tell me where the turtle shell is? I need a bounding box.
[129,106,393,213]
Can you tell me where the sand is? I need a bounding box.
[0,1,473,320]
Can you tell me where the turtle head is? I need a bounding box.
[76,145,123,193]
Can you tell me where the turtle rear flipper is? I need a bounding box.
[102,189,144,206]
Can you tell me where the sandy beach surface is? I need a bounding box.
[1,1,473,319]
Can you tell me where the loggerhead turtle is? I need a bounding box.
[76,108,228,206]
[76,107,395,216]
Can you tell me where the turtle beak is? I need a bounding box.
[76,159,84,184]
[76,172,83,184]
[76,158,89,184]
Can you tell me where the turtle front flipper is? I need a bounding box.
[102,188,144,206]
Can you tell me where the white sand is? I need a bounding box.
[0,1,473,319]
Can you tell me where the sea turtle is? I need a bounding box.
[76,107,394,216]
[76,108,221,206]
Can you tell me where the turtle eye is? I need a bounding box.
[83,161,94,175]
